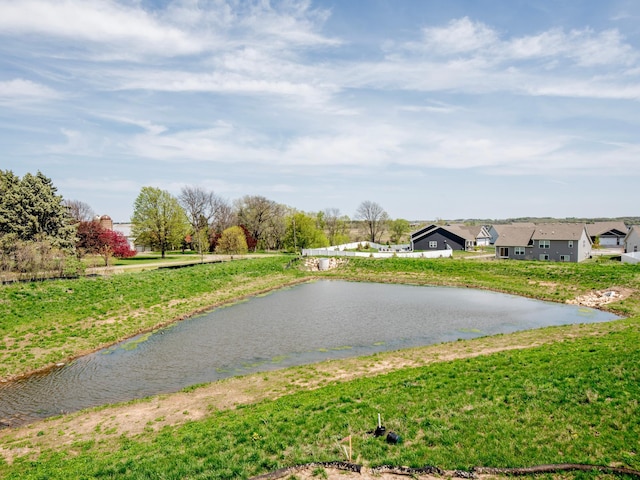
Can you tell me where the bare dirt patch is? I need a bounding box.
[252,464,462,480]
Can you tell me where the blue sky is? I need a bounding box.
[1,0,639,222]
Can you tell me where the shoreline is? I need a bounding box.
[0,277,313,384]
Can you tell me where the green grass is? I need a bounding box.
[1,321,638,479]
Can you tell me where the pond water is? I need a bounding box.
[0,280,619,427]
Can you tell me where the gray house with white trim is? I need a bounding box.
[495,223,592,262]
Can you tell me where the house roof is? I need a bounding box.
[458,225,490,239]
[532,223,590,241]
[625,225,640,241]
[490,223,534,233]
[410,224,438,239]
[445,225,477,241]
[411,224,476,243]
[585,221,629,237]
[493,225,536,247]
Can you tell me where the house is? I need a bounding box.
[464,225,492,246]
[411,224,484,251]
[494,225,537,259]
[624,225,640,254]
[495,223,592,262]
[586,221,628,247]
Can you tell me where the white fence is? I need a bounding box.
[301,248,452,259]
[622,252,640,264]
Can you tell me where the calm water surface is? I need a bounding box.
[0,280,618,427]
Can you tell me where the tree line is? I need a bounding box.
[0,170,413,278]
[131,186,410,258]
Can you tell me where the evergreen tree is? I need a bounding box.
[0,170,74,248]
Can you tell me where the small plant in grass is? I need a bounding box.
[311,467,328,478]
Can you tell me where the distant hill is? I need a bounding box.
[414,217,640,226]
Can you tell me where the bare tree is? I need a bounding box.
[211,197,235,234]
[234,195,285,251]
[355,200,389,243]
[323,207,350,245]
[178,186,222,257]
[63,199,95,223]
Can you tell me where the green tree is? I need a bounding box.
[0,170,74,249]
[389,218,410,244]
[215,226,248,254]
[131,187,188,258]
[284,211,329,252]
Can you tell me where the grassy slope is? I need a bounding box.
[1,256,639,478]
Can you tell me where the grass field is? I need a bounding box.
[1,255,639,479]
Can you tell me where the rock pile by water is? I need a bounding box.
[566,289,625,308]
[303,257,346,271]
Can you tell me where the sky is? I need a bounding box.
[1,0,639,223]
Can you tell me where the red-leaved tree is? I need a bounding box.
[98,229,136,266]
[76,220,106,258]
[239,225,258,251]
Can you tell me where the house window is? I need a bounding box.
[539,254,549,261]
[429,241,437,248]
[514,247,525,255]
[568,241,573,248]
[539,240,550,249]
[499,247,509,257]
[560,255,571,262]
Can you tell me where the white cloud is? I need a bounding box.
[0,78,58,101]
[113,69,335,102]
[0,0,339,60]
[342,17,640,103]
[0,0,203,57]
[96,114,168,135]
[505,28,637,67]
[127,123,270,163]
[417,17,498,55]
[410,17,638,68]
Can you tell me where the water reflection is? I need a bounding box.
[0,281,618,427]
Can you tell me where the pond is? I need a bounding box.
[0,280,619,428]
